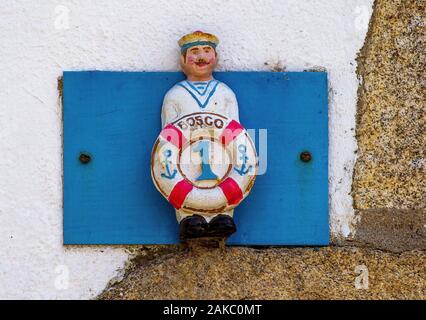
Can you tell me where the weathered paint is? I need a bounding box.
[63,71,329,245]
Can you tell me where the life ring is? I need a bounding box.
[151,112,257,215]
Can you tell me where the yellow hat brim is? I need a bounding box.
[178,31,219,48]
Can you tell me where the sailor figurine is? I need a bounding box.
[152,31,257,241]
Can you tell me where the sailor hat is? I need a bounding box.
[178,31,219,53]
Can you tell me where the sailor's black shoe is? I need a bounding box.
[179,215,209,241]
[208,214,237,238]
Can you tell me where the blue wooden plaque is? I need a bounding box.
[63,71,328,245]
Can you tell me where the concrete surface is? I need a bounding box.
[353,209,426,253]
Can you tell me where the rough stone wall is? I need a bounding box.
[351,0,425,251]
[99,246,425,300]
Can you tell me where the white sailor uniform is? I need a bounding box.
[161,78,240,222]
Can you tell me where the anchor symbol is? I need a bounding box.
[234,144,253,176]
[160,149,177,180]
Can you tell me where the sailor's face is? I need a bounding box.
[180,45,217,80]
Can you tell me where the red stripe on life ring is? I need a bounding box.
[220,120,244,145]
[168,180,193,209]
[219,177,243,205]
[160,124,186,149]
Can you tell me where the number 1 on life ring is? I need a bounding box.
[193,140,218,181]
[151,112,257,213]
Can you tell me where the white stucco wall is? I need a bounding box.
[0,0,373,299]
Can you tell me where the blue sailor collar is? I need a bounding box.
[177,79,220,109]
